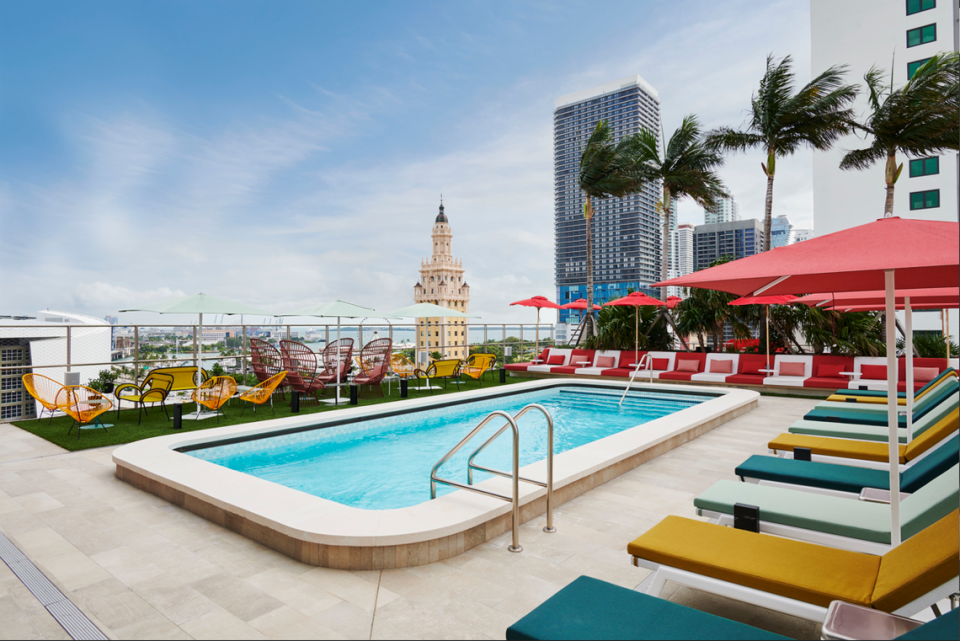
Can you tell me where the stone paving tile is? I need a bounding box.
[0,395,832,640]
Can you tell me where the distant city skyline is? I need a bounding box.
[0,1,817,325]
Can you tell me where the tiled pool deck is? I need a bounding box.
[0,395,823,640]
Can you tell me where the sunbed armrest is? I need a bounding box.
[858,488,911,504]
[822,600,922,640]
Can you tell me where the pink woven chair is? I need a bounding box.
[316,338,354,386]
[353,338,393,397]
[279,340,325,404]
[250,338,287,399]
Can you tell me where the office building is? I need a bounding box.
[554,75,663,324]
[693,220,764,271]
[793,228,814,243]
[811,0,959,237]
[704,196,740,225]
[668,223,695,299]
[0,311,111,422]
[770,214,795,248]
[413,202,470,362]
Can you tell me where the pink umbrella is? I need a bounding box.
[665,296,683,309]
[510,296,561,358]
[561,299,600,333]
[602,292,665,366]
[728,294,799,369]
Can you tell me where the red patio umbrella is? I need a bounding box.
[602,292,665,367]
[560,299,600,334]
[510,296,561,360]
[665,296,683,309]
[794,287,959,309]
[728,294,799,370]
[654,216,960,549]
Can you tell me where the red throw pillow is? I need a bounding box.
[651,358,669,371]
[547,355,565,365]
[676,359,699,373]
[710,359,733,374]
[596,356,615,368]
[817,363,845,378]
[779,361,806,377]
[861,364,887,380]
[740,361,764,376]
[914,367,938,382]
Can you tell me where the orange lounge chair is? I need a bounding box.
[239,371,286,416]
[191,376,237,423]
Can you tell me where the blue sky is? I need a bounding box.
[0,0,815,324]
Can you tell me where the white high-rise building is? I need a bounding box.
[811,0,959,237]
[793,228,814,243]
[668,223,695,299]
[703,196,740,225]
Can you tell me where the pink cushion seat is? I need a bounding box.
[779,362,805,377]
[913,367,938,382]
[709,359,733,374]
[675,359,699,373]
[595,356,615,368]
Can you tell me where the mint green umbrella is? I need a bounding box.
[120,293,271,418]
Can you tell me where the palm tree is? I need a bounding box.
[840,52,959,216]
[636,115,727,300]
[708,54,858,251]
[577,120,647,339]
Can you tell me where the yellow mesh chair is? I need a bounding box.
[414,358,463,394]
[22,374,67,424]
[191,376,237,424]
[61,386,113,438]
[114,372,174,425]
[390,353,417,379]
[461,353,496,386]
[239,372,286,417]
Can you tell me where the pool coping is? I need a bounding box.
[113,378,759,569]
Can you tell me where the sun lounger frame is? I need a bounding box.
[630,556,958,623]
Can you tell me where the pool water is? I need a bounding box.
[185,386,707,510]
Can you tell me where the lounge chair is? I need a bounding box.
[787,391,957,443]
[279,339,326,403]
[735,434,959,497]
[191,376,236,424]
[390,353,417,379]
[61,386,113,438]
[803,378,958,427]
[693,463,959,554]
[22,373,67,424]
[352,338,392,397]
[768,406,958,466]
[315,338,354,387]
[249,338,287,399]
[114,371,174,424]
[460,353,496,385]
[506,575,788,640]
[826,368,957,405]
[238,371,286,416]
[506,575,959,640]
[414,358,462,393]
[627,509,959,622]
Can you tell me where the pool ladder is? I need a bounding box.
[619,354,652,406]
[430,404,555,553]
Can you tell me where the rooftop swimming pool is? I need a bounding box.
[183,386,708,510]
[114,379,759,569]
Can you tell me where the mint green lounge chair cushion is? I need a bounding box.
[806,382,958,426]
[694,464,959,545]
[505,576,788,640]
[788,393,957,442]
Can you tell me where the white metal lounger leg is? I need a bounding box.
[893,578,960,618]
[631,557,829,622]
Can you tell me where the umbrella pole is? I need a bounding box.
[536,309,540,359]
[883,271,901,548]
[905,298,914,442]
[634,307,639,366]
[765,306,770,370]
[336,317,342,405]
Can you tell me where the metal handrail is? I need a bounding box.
[619,354,651,406]
[465,404,556,533]
[430,410,523,552]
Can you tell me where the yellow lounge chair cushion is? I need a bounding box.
[626,516,880,608]
[768,433,906,463]
[827,394,907,405]
[872,509,959,612]
[903,408,959,461]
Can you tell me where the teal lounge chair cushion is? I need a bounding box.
[505,576,788,640]
[694,464,959,545]
[789,394,957,442]
[735,435,959,495]
[807,383,958,426]
[735,456,892,493]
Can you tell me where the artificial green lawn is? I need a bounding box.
[13,374,521,452]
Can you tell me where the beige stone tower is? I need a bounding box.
[413,201,470,363]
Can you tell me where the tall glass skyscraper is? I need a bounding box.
[554,75,662,325]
